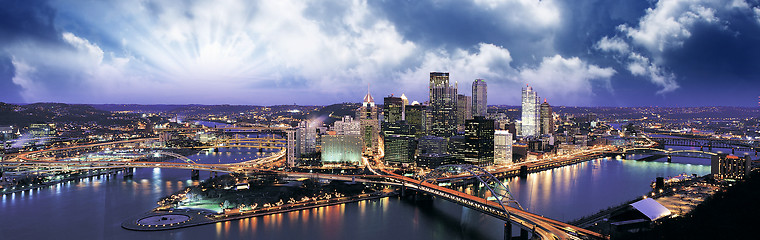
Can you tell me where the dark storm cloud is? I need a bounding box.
[666,15,760,82]
[552,0,652,106]
[367,0,554,66]
[663,12,760,106]
[0,0,64,103]
[0,0,58,45]
[589,0,760,106]
[0,55,23,103]
[554,0,649,57]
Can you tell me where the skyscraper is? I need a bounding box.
[297,120,317,154]
[463,116,495,167]
[286,128,297,167]
[400,93,409,120]
[382,121,416,166]
[540,99,554,135]
[383,95,404,124]
[357,89,379,155]
[456,94,472,127]
[521,85,540,137]
[418,135,448,155]
[429,72,458,138]
[472,79,487,117]
[287,120,317,166]
[494,130,513,165]
[405,103,427,137]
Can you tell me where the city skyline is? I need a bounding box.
[2,0,760,107]
[2,2,760,239]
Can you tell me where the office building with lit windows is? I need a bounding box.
[472,79,487,117]
[463,116,495,167]
[429,72,457,138]
[521,85,540,137]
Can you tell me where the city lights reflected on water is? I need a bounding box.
[0,144,721,239]
[357,199,366,218]
[496,157,710,221]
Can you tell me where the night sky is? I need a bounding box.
[1,0,759,107]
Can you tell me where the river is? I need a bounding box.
[1,147,711,240]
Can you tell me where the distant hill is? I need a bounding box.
[89,104,190,113]
[308,103,361,125]
[167,105,267,117]
[0,102,137,127]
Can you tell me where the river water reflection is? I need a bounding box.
[1,147,710,240]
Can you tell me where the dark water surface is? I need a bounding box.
[1,147,710,240]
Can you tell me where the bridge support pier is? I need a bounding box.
[667,155,672,163]
[519,166,528,178]
[123,167,134,179]
[504,222,512,240]
[519,228,529,240]
[191,170,200,180]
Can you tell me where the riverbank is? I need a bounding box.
[440,152,610,185]
[1,147,201,195]
[569,175,720,234]
[122,191,395,231]
[617,170,760,240]
[1,168,128,195]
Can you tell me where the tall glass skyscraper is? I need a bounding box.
[540,99,554,135]
[472,79,487,117]
[521,85,540,137]
[429,72,457,138]
[456,94,472,126]
[494,130,513,165]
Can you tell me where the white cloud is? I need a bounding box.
[626,52,678,94]
[61,32,105,66]
[596,0,756,94]
[617,0,756,58]
[595,36,630,54]
[4,0,620,105]
[396,43,515,102]
[731,0,750,8]
[472,0,562,28]
[8,32,141,102]
[9,58,39,100]
[618,0,720,55]
[754,7,760,24]
[399,44,615,106]
[8,0,417,104]
[519,55,616,105]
